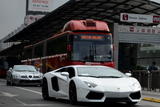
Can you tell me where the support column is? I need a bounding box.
[113,23,119,69]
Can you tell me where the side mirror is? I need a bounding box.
[125,73,132,77]
[61,72,69,77]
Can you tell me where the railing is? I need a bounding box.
[132,70,160,91]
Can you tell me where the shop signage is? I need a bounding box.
[120,13,160,24]
[28,0,52,12]
[118,25,160,34]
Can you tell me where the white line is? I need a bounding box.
[15,98,27,105]
[1,91,17,97]
[15,87,42,95]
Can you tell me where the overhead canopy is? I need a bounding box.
[0,43,25,56]
[4,0,160,44]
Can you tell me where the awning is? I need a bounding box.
[4,0,160,44]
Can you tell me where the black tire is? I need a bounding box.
[42,78,50,100]
[69,82,77,105]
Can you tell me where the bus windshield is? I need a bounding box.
[71,34,112,62]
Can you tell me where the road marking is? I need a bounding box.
[15,87,42,95]
[15,98,27,105]
[1,91,17,97]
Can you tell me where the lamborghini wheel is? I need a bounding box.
[42,78,50,100]
[69,81,77,105]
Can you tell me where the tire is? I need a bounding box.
[42,78,50,100]
[69,82,77,105]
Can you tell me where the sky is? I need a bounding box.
[0,0,160,40]
[0,0,68,40]
[0,0,26,40]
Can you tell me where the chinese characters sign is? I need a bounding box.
[118,25,160,34]
[28,0,52,12]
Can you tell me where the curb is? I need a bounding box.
[143,97,160,103]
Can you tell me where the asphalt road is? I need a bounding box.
[0,79,159,107]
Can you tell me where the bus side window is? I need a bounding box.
[23,47,33,59]
[34,43,44,58]
[46,35,67,56]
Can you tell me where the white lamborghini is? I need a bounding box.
[42,65,141,105]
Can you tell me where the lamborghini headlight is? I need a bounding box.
[131,82,141,91]
[84,81,97,88]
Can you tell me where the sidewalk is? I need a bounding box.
[142,90,160,103]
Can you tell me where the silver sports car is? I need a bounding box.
[6,65,43,86]
[42,65,141,105]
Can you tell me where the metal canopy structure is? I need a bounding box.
[4,0,160,44]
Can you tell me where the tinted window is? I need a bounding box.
[34,43,44,58]
[47,35,67,56]
[72,34,112,62]
[77,66,126,78]
[23,47,33,59]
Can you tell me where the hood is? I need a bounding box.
[13,71,41,76]
[79,77,140,92]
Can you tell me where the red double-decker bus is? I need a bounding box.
[22,19,114,73]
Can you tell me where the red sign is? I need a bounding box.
[122,14,128,21]
[153,16,160,23]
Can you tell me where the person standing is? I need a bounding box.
[148,61,158,72]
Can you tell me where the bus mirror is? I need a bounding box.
[67,44,72,52]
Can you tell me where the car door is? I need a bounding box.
[49,68,69,98]
[56,67,75,99]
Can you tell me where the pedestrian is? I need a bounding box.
[148,61,158,72]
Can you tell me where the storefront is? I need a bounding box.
[114,23,160,71]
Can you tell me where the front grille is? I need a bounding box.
[129,91,141,99]
[21,76,27,78]
[20,80,41,84]
[33,76,40,78]
[29,75,32,78]
[105,97,130,102]
[86,91,104,99]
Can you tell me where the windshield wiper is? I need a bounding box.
[97,76,122,78]
[78,75,98,78]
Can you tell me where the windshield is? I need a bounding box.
[13,65,37,72]
[71,34,112,62]
[77,66,126,78]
